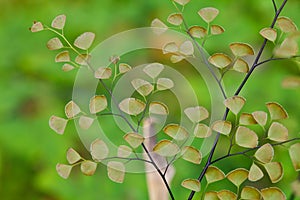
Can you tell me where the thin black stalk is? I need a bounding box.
[142,143,176,200]
[211,137,300,165]
[188,1,288,199]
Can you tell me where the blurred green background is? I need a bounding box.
[0,0,300,199]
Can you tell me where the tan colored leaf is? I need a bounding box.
[109,55,120,64]
[211,25,225,35]
[131,79,153,96]
[182,146,202,164]
[119,63,131,74]
[62,63,75,72]
[188,26,207,38]
[47,37,63,50]
[119,98,146,115]
[75,54,91,65]
[254,143,274,164]
[55,51,70,62]
[235,126,258,148]
[179,40,194,56]
[230,42,255,57]
[89,95,107,114]
[107,161,125,183]
[260,28,277,42]
[151,18,168,35]
[274,38,298,58]
[217,190,237,200]
[167,13,183,26]
[65,101,81,118]
[267,122,288,142]
[74,32,95,50]
[184,106,209,123]
[162,42,178,54]
[66,148,81,164]
[264,162,283,183]
[194,123,212,138]
[157,78,174,90]
[90,139,109,160]
[143,62,164,79]
[276,16,298,33]
[261,187,286,200]
[94,67,112,79]
[181,179,201,192]
[153,139,180,157]
[49,115,68,135]
[149,102,169,115]
[30,21,43,32]
[232,58,249,73]
[239,113,257,125]
[123,133,144,148]
[266,102,288,120]
[282,76,300,88]
[291,180,300,197]
[117,145,132,158]
[241,186,261,200]
[224,96,246,115]
[205,166,225,184]
[204,191,219,200]
[198,7,219,23]
[208,53,232,69]
[56,163,72,179]
[211,120,232,135]
[80,160,97,176]
[51,14,66,29]
[170,55,185,63]
[248,163,264,182]
[226,168,249,187]
[289,143,300,171]
[163,124,189,140]
[252,111,268,127]
[79,115,94,130]
[173,0,190,6]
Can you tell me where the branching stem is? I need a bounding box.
[188,1,288,199]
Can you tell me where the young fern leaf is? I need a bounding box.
[261,187,286,200]
[211,120,232,136]
[241,186,261,200]
[90,139,109,161]
[205,166,225,184]
[65,101,81,119]
[51,14,66,30]
[56,163,72,179]
[181,146,202,164]
[49,115,68,134]
[80,160,97,176]
[184,106,209,123]
[153,140,180,157]
[217,190,237,200]
[123,133,144,148]
[181,179,201,192]
[74,32,95,50]
[107,161,125,183]
[66,148,81,164]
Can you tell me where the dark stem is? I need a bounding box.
[187,1,288,199]
[211,137,300,165]
[142,143,176,200]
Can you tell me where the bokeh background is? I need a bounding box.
[0,0,300,199]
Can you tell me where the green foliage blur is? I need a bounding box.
[0,0,299,199]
